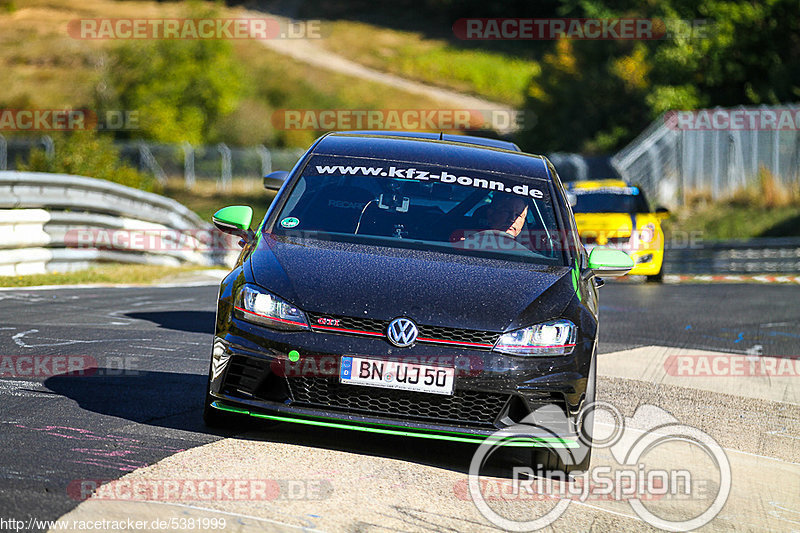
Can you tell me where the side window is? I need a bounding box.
[547,162,583,264]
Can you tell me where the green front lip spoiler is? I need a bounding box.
[212,401,579,448]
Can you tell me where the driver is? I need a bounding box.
[484,193,528,238]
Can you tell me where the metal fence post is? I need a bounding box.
[679,129,690,204]
[712,128,721,200]
[41,136,55,160]
[258,145,272,177]
[217,143,232,192]
[182,142,195,190]
[138,142,167,185]
[773,126,780,181]
[567,154,588,181]
[751,117,759,178]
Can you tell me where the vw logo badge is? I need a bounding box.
[386,317,418,348]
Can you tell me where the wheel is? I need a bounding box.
[530,354,596,475]
[202,388,245,428]
[645,269,664,283]
[202,362,248,429]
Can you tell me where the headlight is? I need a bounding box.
[234,285,309,331]
[494,319,576,356]
[638,223,656,244]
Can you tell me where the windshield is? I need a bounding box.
[270,156,567,265]
[571,187,650,214]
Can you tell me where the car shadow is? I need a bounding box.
[44,369,211,434]
[125,311,216,334]
[43,368,531,478]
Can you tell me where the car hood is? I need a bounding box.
[248,233,574,332]
[573,213,637,238]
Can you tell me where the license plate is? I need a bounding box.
[339,356,455,395]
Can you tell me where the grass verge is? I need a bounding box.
[665,204,800,241]
[319,20,538,107]
[0,264,217,288]
[1,0,476,149]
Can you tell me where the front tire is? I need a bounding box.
[202,389,243,428]
[646,269,664,283]
[530,354,596,475]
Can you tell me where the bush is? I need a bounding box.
[18,131,157,192]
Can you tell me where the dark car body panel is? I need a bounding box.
[250,233,572,332]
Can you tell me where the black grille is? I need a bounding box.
[416,325,497,346]
[222,354,288,402]
[222,354,269,397]
[307,312,498,349]
[286,376,509,427]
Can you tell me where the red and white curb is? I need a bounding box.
[664,274,800,284]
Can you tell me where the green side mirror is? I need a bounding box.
[212,205,253,238]
[587,247,634,277]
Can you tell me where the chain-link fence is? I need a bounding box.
[1,134,609,191]
[612,104,800,207]
[0,136,305,191]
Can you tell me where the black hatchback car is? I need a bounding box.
[204,132,632,472]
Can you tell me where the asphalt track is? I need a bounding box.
[0,281,797,532]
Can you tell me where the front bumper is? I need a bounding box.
[210,400,578,448]
[207,316,594,444]
[628,247,664,276]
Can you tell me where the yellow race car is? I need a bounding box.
[567,180,669,282]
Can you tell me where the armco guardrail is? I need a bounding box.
[0,171,234,276]
[664,237,800,274]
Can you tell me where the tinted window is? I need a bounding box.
[271,156,567,266]
[571,187,650,214]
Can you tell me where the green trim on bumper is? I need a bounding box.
[212,401,578,448]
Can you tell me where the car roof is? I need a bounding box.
[312,132,549,181]
[339,131,521,151]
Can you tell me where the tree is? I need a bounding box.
[96,9,243,145]
[516,0,800,153]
